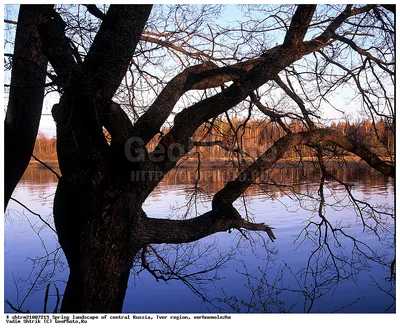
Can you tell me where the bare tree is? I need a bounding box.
[4,4,394,313]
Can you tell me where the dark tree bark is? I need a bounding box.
[45,5,153,313]
[4,5,53,209]
[54,175,147,312]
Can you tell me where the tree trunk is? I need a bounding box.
[54,175,144,312]
[4,5,53,209]
[52,93,146,313]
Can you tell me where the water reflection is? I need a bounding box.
[5,165,395,313]
[21,164,391,195]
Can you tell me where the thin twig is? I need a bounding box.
[53,284,60,313]
[10,198,57,234]
[4,19,18,25]
[5,299,29,313]
[43,283,50,313]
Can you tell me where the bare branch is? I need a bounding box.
[249,91,293,134]
[145,207,275,245]
[283,5,317,48]
[10,197,57,234]
[37,8,80,86]
[274,75,315,129]
[131,61,219,145]
[83,4,106,20]
[381,5,395,14]
[138,4,381,201]
[334,33,394,75]
[314,5,376,44]
[53,284,60,313]
[5,300,29,313]
[97,101,136,144]
[134,6,377,152]
[43,283,50,313]
[4,19,18,24]
[31,154,60,179]
[193,139,257,162]
[78,5,153,100]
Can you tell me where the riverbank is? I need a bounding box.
[29,156,388,171]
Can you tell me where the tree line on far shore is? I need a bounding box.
[33,118,394,163]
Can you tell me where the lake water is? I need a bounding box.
[4,165,395,313]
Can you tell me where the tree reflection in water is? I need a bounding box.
[5,164,395,313]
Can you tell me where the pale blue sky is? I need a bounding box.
[3,4,393,137]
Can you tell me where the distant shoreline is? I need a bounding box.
[29,157,383,170]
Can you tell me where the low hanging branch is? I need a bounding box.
[145,208,276,246]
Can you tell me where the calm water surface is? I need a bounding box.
[4,165,395,313]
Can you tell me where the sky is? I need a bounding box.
[2,4,395,137]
